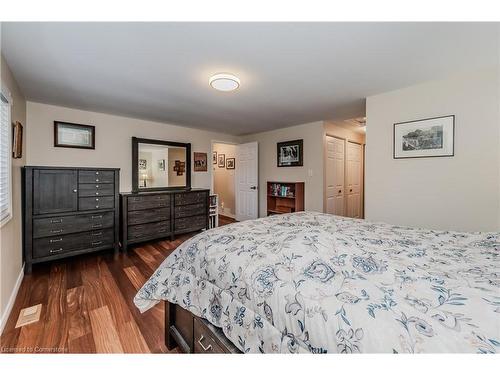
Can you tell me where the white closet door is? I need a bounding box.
[346,141,362,218]
[326,136,345,216]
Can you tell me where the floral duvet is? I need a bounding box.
[134,212,499,353]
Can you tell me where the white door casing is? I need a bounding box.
[346,141,362,218]
[235,142,258,221]
[326,136,345,216]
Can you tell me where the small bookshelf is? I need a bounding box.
[209,194,218,228]
[267,181,304,216]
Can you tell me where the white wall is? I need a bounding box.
[366,68,500,232]
[0,54,26,332]
[26,102,240,192]
[243,122,325,217]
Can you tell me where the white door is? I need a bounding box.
[326,136,345,216]
[235,142,259,221]
[346,141,362,218]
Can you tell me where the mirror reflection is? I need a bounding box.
[138,143,187,189]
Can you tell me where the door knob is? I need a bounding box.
[250,186,257,190]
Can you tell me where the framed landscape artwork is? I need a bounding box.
[277,139,303,167]
[393,115,454,159]
[54,121,95,149]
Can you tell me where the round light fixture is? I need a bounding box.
[209,73,240,92]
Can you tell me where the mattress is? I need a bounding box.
[134,212,499,353]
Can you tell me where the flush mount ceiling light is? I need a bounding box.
[209,73,240,92]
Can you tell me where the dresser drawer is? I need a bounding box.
[33,212,114,238]
[79,170,115,184]
[128,208,170,225]
[175,215,206,232]
[127,194,170,211]
[79,196,115,211]
[78,183,114,197]
[193,317,227,354]
[33,229,114,258]
[175,192,207,206]
[128,220,170,240]
[174,202,206,219]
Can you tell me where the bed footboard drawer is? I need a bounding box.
[193,317,227,354]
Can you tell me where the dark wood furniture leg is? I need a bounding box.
[165,301,178,350]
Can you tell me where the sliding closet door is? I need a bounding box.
[346,141,362,218]
[325,136,345,216]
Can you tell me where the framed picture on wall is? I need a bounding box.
[194,152,208,172]
[393,115,454,159]
[12,121,23,158]
[212,151,218,164]
[226,158,235,169]
[277,139,303,167]
[54,121,95,149]
[218,153,225,167]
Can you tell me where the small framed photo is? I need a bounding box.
[194,152,208,172]
[54,121,95,149]
[12,121,23,159]
[226,158,235,169]
[277,139,303,167]
[218,153,225,168]
[394,115,454,159]
[212,151,218,164]
[158,159,166,171]
[139,159,147,170]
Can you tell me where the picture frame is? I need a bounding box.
[212,151,218,164]
[54,121,95,149]
[218,153,225,168]
[12,121,23,159]
[194,152,208,172]
[173,160,185,176]
[139,159,147,170]
[158,159,165,171]
[393,115,455,159]
[277,139,303,167]
[226,158,235,169]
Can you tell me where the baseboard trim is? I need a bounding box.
[0,264,25,335]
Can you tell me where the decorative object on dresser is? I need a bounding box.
[208,194,218,228]
[277,139,303,167]
[193,152,208,172]
[54,121,95,149]
[132,137,191,192]
[22,166,120,274]
[120,189,210,251]
[12,121,23,158]
[267,181,304,215]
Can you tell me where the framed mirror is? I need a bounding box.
[132,137,191,192]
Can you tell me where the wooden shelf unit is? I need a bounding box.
[266,181,304,216]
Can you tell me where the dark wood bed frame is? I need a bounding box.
[165,301,241,353]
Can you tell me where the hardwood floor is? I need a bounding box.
[218,214,237,226]
[0,234,194,354]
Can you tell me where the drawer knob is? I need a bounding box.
[92,224,102,229]
[197,335,212,351]
[50,218,63,224]
[96,179,99,182]
[50,229,63,234]
[95,172,99,175]
[96,192,99,195]
[95,198,99,201]
[95,205,99,208]
[91,215,103,219]
[92,241,103,246]
[50,248,63,254]
[96,185,99,188]
[49,238,63,243]
[73,189,78,193]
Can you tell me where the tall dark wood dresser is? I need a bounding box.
[22,166,120,273]
[120,189,209,251]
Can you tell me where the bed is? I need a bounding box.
[134,212,499,353]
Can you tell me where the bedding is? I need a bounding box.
[134,212,499,353]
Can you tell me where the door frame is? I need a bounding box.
[210,140,239,218]
[323,133,365,218]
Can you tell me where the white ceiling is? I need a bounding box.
[1,22,498,135]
